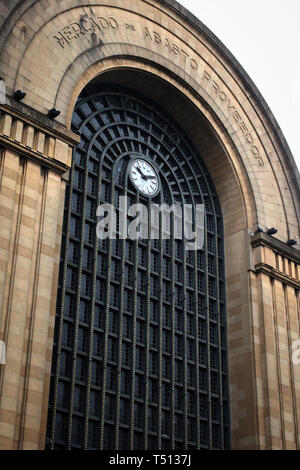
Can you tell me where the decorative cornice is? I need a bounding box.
[251,232,300,264]
[0,101,80,175]
[0,134,68,175]
[2,98,80,147]
[252,262,300,290]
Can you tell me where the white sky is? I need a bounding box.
[179,0,300,172]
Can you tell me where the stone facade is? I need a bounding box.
[0,99,79,449]
[0,0,299,450]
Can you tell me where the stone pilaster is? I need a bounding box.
[250,233,300,449]
[0,101,79,449]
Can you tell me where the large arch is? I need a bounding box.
[0,0,299,450]
[0,0,299,237]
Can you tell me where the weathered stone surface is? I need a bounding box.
[0,0,299,450]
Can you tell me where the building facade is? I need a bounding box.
[0,0,299,450]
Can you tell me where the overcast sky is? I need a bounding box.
[179,0,300,172]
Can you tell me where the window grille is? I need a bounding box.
[47,84,229,450]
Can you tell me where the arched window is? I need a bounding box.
[46,83,230,450]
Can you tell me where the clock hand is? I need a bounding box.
[138,165,149,177]
[144,175,156,180]
[136,166,155,181]
[135,166,144,177]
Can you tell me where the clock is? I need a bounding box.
[129,158,160,197]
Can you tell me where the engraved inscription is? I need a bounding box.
[202,71,264,166]
[53,16,119,48]
[125,23,136,31]
[143,27,198,70]
[52,13,264,167]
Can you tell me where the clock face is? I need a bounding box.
[129,159,160,197]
